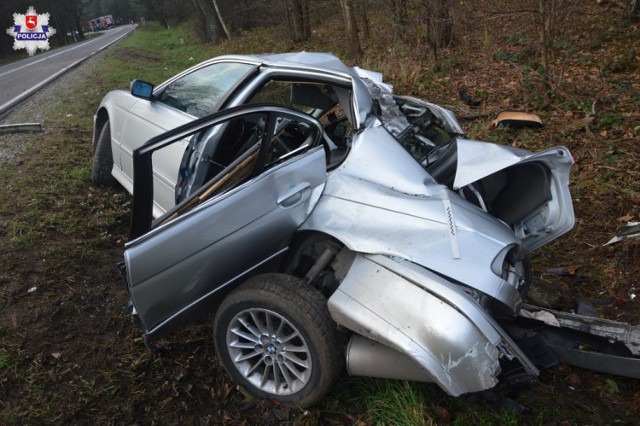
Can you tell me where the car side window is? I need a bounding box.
[248,81,338,115]
[202,113,319,180]
[265,116,320,168]
[196,112,321,190]
[171,112,267,215]
[248,81,354,168]
[156,62,254,118]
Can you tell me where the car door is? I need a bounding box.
[123,104,327,336]
[119,61,258,216]
[119,99,193,214]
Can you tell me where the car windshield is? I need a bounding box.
[156,62,255,118]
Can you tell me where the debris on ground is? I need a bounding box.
[0,123,43,134]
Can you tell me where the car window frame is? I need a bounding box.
[152,60,260,118]
[129,104,325,240]
[231,68,357,126]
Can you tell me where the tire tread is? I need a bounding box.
[214,273,343,407]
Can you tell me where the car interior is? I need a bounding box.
[248,80,354,170]
[157,80,355,227]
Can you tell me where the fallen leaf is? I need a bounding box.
[606,378,619,393]
[547,265,581,276]
[567,373,582,387]
[435,406,451,423]
[618,214,634,222]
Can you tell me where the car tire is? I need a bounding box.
[91,120,117,186]
[213,273,343,407]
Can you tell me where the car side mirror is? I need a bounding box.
[130,80,154,100]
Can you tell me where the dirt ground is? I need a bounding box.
[1,2,639,424]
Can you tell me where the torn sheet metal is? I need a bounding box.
[452,139,572,190]
[361,78,464,140]
[301,172,525,310]
[300,125,528,309]
[328,253,538,396]
[361,77,412,138]
[604,222,640,246]
[521,304,640,356]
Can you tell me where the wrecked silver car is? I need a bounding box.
[117,53,638,407]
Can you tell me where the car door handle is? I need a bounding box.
[277,183,311,208]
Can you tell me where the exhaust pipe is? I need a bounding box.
[346,335,435,383]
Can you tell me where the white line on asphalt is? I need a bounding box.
[0,26,131,79]
[0,26,135,116]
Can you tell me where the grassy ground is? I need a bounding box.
[1,2,639,424]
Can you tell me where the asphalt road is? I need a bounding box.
[0,24,136,115]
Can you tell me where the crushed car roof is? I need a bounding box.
[214,51,383,83]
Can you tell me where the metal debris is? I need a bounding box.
[604,222,640,246]
[490,111,543,128]
[0,123,43,135]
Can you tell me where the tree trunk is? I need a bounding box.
[390,0,408,41]
[538,0,550,77]
[74,13,85,40]
[191,0,209,40]
[194,0,223,42]
[288,0,305,42]
[627,0,639,22]
[158,13,169,29]
[420,0,454,65]
[54,15,69,45]
[359,0,370,40]
[302,0,311,41]
[211,0,231,39]
[340,0,362,58]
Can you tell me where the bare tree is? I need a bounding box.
[536,0,562,84]
[302,0,311,41]
[357,0,371,40]
[390,0,409,41]
[419,0,454,64]
[340,0,362,58]
[538,0,551,76]
[211,0,231,39]
[627,0,639,22]
[287,0,311,42]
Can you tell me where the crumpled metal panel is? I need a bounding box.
[522,304,640,356]
[361,78,413,138]
[328,254,538,395]
[329,125,439,195]
[300,127,524,308]
[452,139,572,190]
[446,140,575,251]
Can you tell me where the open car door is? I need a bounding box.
[123,104,327,337]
